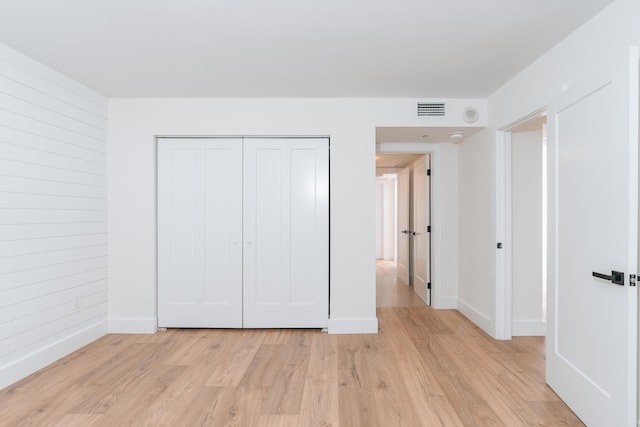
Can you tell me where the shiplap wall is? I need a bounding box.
[0,43,108,389]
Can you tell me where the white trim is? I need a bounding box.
[376,142,444,309]
[328,317,379,334]
[0,320,108,390]
[436,296,458,309]
[109,317,158,334]
[495,108,547,341]
[495,130,511,340]
[457,298,492,336]
[511,320,546,336]
[626,45,639,427]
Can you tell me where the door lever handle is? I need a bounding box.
[592,270,625,286]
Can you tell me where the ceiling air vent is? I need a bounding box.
[417,102,446,117]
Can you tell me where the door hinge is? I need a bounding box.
[427,282,431,290]
[427,225,431,233]
[427,169,431,176]
[631,274,637,287]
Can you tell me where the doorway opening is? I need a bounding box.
[375,126,484,311]
[495,110,547,339]
[376,153,428,308]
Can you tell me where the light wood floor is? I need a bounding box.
[376,259,426,307]
[0,307,583,426]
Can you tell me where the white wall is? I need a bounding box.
[440,143,459,307]
[375,181,384,259]
[511,129,544,335]
[457,128,494,332]
[383,179,396,260]
[0,44,108,389]
[457,0,640,338]
[108,99,483,334]
[375,179,396,260]
[455,0,640,420]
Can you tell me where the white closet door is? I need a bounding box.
[243,138,329,328]
[158,138,243,327]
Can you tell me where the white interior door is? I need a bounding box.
[243,138,329,328]
[546,52,638,425]
[412,155,430,305]
[397,166,411,285]
[157,138,243,328]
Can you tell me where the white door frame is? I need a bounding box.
[494,108,546,340]
[377,142,446,308]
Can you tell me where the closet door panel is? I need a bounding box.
[290,148,315,303]
[201,141,243,327]
[158,138,242,328]
[287,141,329,326]
[244,138,328,328]
[243,141,288,327]
[158,141,200,327]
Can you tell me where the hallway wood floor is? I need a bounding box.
[0,307,583,426]
[376,259,425,308]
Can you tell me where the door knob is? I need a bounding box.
[592,270,624,286]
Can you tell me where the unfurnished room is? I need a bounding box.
[0,1,639,425]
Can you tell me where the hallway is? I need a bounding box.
[376,260,426,308]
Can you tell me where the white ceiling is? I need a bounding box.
[376,153,423,173]
[376,126,483,143]
[0,0,616,98]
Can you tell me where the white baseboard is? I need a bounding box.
[432,296,458,309]
[328,317,379,334]
[512,319,546,336]
[109,317,157,334]
[0,319,108,390]
[457,298,493,336]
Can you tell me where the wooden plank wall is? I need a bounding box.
[0,43,108,389]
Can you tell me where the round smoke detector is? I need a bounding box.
[462,107,479,124]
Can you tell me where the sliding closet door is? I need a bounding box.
[157,138,243,327]
[243,138,329,328]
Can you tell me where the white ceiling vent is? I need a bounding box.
[417,102,446,117]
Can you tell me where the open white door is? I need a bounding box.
[546,50,638,426]
[412,155,431,305]
[397,166,411,285]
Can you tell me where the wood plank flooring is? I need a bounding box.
[376,259,425,308]
[0,306,583,426]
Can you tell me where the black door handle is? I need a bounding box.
[592,270,625,286]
